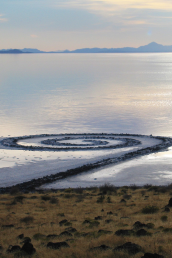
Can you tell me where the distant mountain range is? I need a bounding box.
[1,42,172,54]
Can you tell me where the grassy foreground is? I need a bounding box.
[0,184,172,258]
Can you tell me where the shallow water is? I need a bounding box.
[1,53,172,187]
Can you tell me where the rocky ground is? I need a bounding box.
[0,184,172,257]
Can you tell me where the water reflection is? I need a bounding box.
[1,53,172,187]
[1,53,172,137]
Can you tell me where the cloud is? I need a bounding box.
[0,14,8,22]
[55,0,172,14]
[53,0,172,29]
[31,34,38,38]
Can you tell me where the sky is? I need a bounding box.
[1,0,172,51]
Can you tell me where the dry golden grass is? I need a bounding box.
[0,185,172,257]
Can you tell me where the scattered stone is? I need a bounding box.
[133,221,154,229]
[114,242,142,255]
[17,234,24,239]
[141,253,164,258]
[105,219,114,223]
[83,219,90,224]
[59,219,68,226]
[168,198,172,207]
[101,209,104,212]
[90,245,111,251]
[94,216,102,220]
[120,199,126,203]
[7,245,21,253]
[47,241,69,249]
[21,242,36,255]
[2,224,14,228]
[115,229,135,236]
[59,231,73,237]
[107,211,113,215]
[136,229,150,236]
[133,221,146,229]
[20,237,31,244]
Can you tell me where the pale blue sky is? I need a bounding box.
[1,0,172,51]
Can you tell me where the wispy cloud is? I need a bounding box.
[31,34,38,38]
[0,14,8,22]
[55,0,172,14]
[54,0,172,29]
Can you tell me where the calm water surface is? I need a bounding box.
[1,53,172,137]
[1,53,172,187]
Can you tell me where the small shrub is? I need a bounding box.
[33,233,45,240]
[107,196,111,203]
[74,188,83,194]
[97,195,105,203]
[58,213,65,217]
[146,223,155,229]
[144,184,152,189]
[99,183,116,195]
[64,194,73,199]
[10,187,20,195]
[141,206,159,214]
[41,195,51,201]
[64,188,73,193]
[148,186,159,192]
[49,197,58,204]
[161,215,168,222]
[130,184,138,190]
[14,196,26,203]
[20,216,34,224]
[64,222,72,226]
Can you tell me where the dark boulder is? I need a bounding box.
[95,216,102,220]
[141,253,164,258]
[120,199,126,203]
[83,219,90,224]
[168,198,172,207]
[7,245,21,253]
[133,221,146,229]
[47,241,69,249]
[136,229,150,236]
[17,234,24,239]
[2,224,14,229]
[114,242,142,255]
[101,209,104,212]
[21,237,31,244]
[59,219,68,226]
[107,211,113,215]
[115,229,135,236]
[21,242,36,255]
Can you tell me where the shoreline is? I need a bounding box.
[0,133,172,193]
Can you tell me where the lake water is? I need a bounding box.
[1,53,172,188]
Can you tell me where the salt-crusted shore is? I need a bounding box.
[0,133,172,193]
